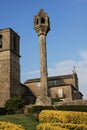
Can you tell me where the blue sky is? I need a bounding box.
[0,0,87,98]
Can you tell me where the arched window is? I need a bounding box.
[0,35,2,48]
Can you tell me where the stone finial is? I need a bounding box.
[34,9,50,36]
[72,66,76,74]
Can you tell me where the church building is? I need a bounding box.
[24,72,83,103]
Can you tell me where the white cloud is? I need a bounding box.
[48,60,76,76]
[48,50,87,99]
[28,70,40,79]
[79,50,87,59]
[28,70,40,75]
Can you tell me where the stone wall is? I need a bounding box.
[20,83,36,104]
[54,99,87,106]
[25,81,42,97]
[49,85,72,100]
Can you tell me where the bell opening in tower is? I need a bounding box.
[0,35,2,48]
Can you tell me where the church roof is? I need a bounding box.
[24,74,74,84]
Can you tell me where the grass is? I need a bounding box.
[0,114,39,130]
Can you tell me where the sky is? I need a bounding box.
[0,0,87,99]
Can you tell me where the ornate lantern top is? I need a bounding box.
[34,9,50,36]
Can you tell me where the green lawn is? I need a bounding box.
[0,114,39,130]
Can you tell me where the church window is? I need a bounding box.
[41,17,45,24]
[0,35,2,48]
[49,80,57,86]
[58,88,63,98]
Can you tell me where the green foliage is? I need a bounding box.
[55,105,87,112]
[5,97,25,114]
[0,108,6,115]
[27,105,87,114]
[27,105,54,114]
[52,98,61,103]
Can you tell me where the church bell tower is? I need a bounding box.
[0,28,20,106]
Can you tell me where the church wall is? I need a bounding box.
[61,78,73,85]
[25,80,78,102]
[25,82,42,97]
[49,85,73,101]
[20,84,36,104]
[48,77,74,87]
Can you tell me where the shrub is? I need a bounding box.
[55,105,87,112]
[27,105,87,114]
[36,123,69,130]
[5,97,25,114]
[0,121,24,130]
[52,98,61,103]
[37,123,87,130]
[39,110,87,124]
[37,110,87,130]
[27,105,54,113]
[52,123,87,130]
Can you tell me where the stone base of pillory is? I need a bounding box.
[35,96,51,106]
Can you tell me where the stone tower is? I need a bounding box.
[34,9,51,105]
[0,28,20,107]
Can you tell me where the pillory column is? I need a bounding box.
[34,9,51,105]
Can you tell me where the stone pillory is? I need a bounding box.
[34,9,51,105]
[34,9,50,98]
